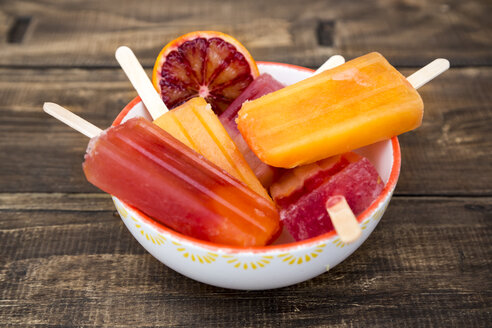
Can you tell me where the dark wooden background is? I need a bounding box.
[1,0,491,326]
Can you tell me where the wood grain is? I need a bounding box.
[0,0,491,326]
[0,67,490,195]
[398,67,492,196]
[0,0,490,68]
[0,68,134,193]
[0,193,112,211]
[1,197,490,327]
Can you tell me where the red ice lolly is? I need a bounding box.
[270,152,362,208]
[83,117,280,247]
[275,155,384,241]
[219,74,284,187]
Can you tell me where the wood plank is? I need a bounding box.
[0,7,14,44]
[0,193,112,211]
[1,197,490,326]
[0,0,490,68]
[0,68,135,193]
[0,1,489,326]
[398,66,492,196]
[0,67,490,195]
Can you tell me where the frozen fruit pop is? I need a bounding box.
[219,74,284,187]
[237,53,449,168]
[115,46,270,201]
[43,103,280,247]
[270,152,360,208]
[273,153,384,241]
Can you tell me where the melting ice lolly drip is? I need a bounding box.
[43,102,280,247]
[237,53,450,168]
[115,46,270,201]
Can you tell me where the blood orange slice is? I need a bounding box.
[152,31,259,115]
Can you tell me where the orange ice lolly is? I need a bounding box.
[83,117,279,247]
[153,97,270,201]
[115,46,270,201]
[237,52,424,168]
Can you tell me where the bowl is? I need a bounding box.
[111,62,401,290]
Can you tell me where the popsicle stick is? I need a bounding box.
[325,195,362,243]
[43,102,102,138]
[115,46,168,120]
[407,58,450,89]
[312,55,345,76]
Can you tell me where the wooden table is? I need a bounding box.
[1,0,491,326]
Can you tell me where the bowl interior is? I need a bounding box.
[113,61,399,249]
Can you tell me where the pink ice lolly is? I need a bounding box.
[219,74,284,187]
[270,153,360,208]
[280,157,384,241]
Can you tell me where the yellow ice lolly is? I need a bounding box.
[154,97,271,201]
[237,52,424,168]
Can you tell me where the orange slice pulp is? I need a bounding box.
[152,31,259,115]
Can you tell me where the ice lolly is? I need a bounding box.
[115,46,270,201]
[44,103,280,247]
[270,152,360,208]
[219,74,285,187]
[272,153,384,241]
[237,53,448,168]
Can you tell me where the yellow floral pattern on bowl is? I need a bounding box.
[222,255,273,270]
[277,243,326,265]
[115,200,167,246]
[174,240,219,264]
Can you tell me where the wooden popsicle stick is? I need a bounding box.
[312,55,345,76]
[325,195,362,243]
[407,58,450,89]
[43,102,102,138]
[115,46,168,120]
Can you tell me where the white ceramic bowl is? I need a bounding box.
[112,62,401,290]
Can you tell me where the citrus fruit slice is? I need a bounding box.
[152,31,259,115]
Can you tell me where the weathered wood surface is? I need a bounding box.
[1,0,491,326]
[1,197,490,327]
[1,67,490,195]
[0,0,491,68]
